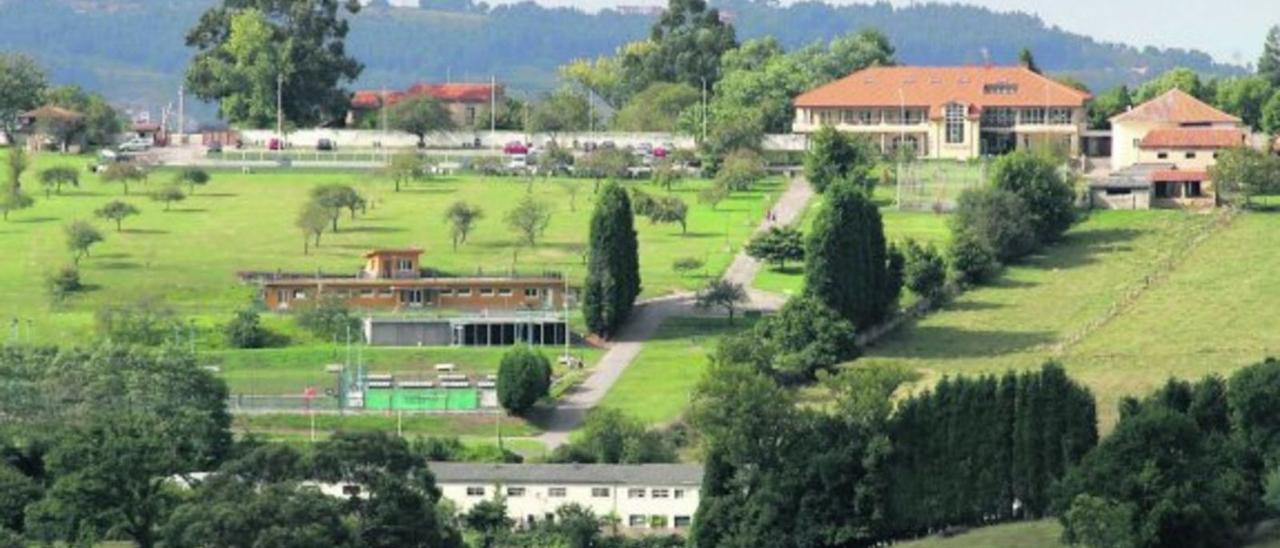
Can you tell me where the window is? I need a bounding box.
[479,288,494,297]
[293,290,308,299]
[652,489,670,498]
[1157,152,1169,160]
[456,288,472,296]
[591,487,610,498]
[507,487,526,497]
[1049,107,1072,124]
[1186,181,1204,197]
[1185,152,1197,159]
[903,109,925,124]
[438,288,454,296]
[981,107,1015,128]
[466,486,485,497]
[945,103,965,144]
[674,516,692,528]
[627,488,646,499]
[498,288,513,297]
[1021,107,1045,125]
[396,258,413,271]
[857,110,874,125]
[628,515,647,527]
[548,487,566,498]
[673,489,686,499]
[524,288,540,298]
[1105,188,1133,196]
[466,106,477,125]
[360,289,375,297]
[649,515,668,528]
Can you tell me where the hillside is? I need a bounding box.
[0,0,1244,122]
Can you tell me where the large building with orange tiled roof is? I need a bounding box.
[792,65,1091,160]
[347,83,503,129]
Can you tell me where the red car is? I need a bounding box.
[268,138,283,150]
[503,141,529,155]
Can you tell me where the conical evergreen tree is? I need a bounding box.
[582,181,641,337]
[802,177,900,330]
[1259,25,1280,87]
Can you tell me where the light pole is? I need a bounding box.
[276,73,284,142]
[701,77,708,143]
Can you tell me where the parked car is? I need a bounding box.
[316,138,336,151]
[503,141,529,155]
[268,138,283,151]
[206,141,223,154]
[117,137,151,152]
[507,154,529,170]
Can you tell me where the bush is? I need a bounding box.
[95,297,183,346]
[950,187,1038,263]
[547,408,676,464]
[294,297,361,343]
[717,295,859,383]
[44,265,82,303]
[948,231,998,285]
[901,240,946,301]
[224,308,269,349]
[496,347,552,415]
[989,150,1076,244]
[745,226,804,270]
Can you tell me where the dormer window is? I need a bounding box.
[396,258,414,271]
[983,82,1018,95]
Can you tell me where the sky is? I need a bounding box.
[479,0,1278,66]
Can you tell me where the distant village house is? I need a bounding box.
[348,82,503,129]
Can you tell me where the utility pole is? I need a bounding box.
[178,84,185,142]
[490,75,497,150]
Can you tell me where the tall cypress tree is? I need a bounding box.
[582,181,641,337]
[803,177,899,330]
[1259,25,1280,87]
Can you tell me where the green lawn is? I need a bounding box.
[896,520,1062,548]
[859,210,1224,430]
[233,411,540,439]
[0,150,780,347]
[597,316,753,425]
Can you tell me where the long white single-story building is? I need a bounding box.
[429,462,702,532]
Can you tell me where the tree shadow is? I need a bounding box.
[122,228,169,235]
[674,231,721,239]
[13,216,58,223]
[340,225,405,234]
[763,265,803,275]
[870,325,1057,359]
[193,192,239,198]
[59,191,105,197]
[940,299,1005,312]
[1022,227,1143,271]
[95,261,141,270]
[397,187,457,195]
[95,252,131,260]
[167,208,208,213]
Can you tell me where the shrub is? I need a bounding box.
[547,408,676,464]
[715,149,766,191]
[948,231,998,285]
[717,295,859,383]
[95,297,182,346]
[224,308,269,349]
[989,150,1076,244]
[902,240,946,301]
[44,265,82,303]
[745,226,805,270]
[294,297,361,343]
[496,347,552,415]
[950,187,1038,263]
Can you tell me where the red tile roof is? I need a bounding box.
[364,248,424,258]
[793,65,1090,118]
[1140,128,1244,149]
[406,83,499,104]
[1111,89,1240,125]
[351,90,407,109]
[1150,169,1209,182]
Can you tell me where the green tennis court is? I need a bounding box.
[364,388,480,411]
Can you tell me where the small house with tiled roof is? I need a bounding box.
[793,65,1090,160]
[1091,89,1246,210]
[347,83,502,129]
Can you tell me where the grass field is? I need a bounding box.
[0,150,780,347]
[859,209,1235,430]
[597,316,753,425]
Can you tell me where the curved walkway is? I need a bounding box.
[533,177,814,448]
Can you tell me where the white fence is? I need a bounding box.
[235,129,808,152]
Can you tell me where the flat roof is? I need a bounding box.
[428,462,703,486]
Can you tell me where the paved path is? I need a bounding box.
[532,177,814,447]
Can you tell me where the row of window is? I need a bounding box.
[464,486,688,499]
[439,287,542,298]
[1155,151,1218,160]
[980,107,1074,127]
[812,108,929,126]
[628,515,692,529]
[283,287,544,301]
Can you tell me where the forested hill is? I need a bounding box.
[0,0,1243,119]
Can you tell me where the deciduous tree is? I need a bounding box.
[443,201,483,250]
[296,201,329,254]
[745,225,804,270]
[988,150,1075,244]
[0,53,47,141]
[64,220,102,264]
[38,167,78,197]
[388,95,455,148]
[504,194,552,247]
[100,162,148,195]
[173,168,210,195]
[94,200,139,232]
[695,279,748,324]
[152,184,186,211]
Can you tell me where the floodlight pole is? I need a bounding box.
[276,73,285,142]
[701,77,708,143]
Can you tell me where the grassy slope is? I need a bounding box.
[1062,212,1280,427]
[860,210,1219,429]
[597,316,752,425]
[896,520,1062,548]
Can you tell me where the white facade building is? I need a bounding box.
[430,462,702,532]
